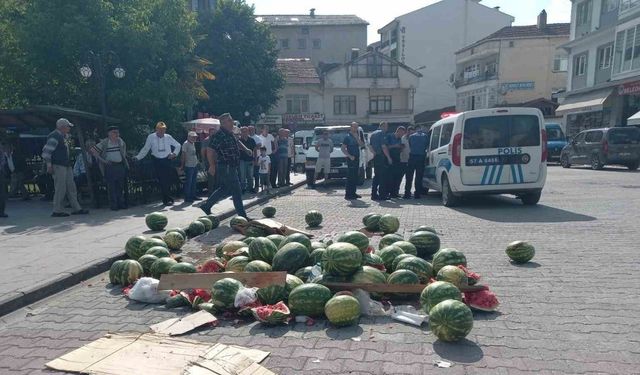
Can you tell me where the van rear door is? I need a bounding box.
[460,111,543,186]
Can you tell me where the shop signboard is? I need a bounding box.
[283,113,325,126]
[255,115,282,126]
[618,80,640,95]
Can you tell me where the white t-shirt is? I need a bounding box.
[258,155,271,174]
[258,134,275,154]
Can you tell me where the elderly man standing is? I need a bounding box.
[42,118,89,217]
[199,113,253,218]
[94,126,129,210]
[248,126,262,192]
[135,122,181,206]
[180,131,199,203]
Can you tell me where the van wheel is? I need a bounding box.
[560,155,571,168]
[306,170,316,187]
[521,191,541,206]
[357,167,366,186]
[627,162,639,171]
[591,154,603,170]
[441,175,459,207]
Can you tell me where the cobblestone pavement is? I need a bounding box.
[1,166,639,374]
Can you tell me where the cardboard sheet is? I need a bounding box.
[45,333,270,375]
[149,310,217,336]
[243,219,313,237]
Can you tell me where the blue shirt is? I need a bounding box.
[369,130,387,154]
[409,131,428,156]
[277,138,289,158]
[342,133,360,159]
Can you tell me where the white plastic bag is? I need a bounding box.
[234,287,259,308]
[352,289,389,316]
[126,277,170,304]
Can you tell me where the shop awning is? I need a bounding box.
[628,111,640,126]
[182,118,220,134]
[555,88,614,116]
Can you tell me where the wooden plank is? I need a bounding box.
[158,272,287,290]
[323,282,487,294]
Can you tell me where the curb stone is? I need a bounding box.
[0,180,306,317]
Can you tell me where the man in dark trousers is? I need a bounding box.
[94,126,129,210]
[388,126,406,198]
[369,122,392,201]
[341,122,364,200]
[0,142,8,218]
[135,122,181,206]
[199,113,253,218]
[406,125,429,199]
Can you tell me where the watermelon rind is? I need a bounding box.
[251,301,290,325]
[288,283,332,317]
[429,299,473,342]
[109,260,124,284]
[272,242,310,274]
[505,241,535,263]
[324,295,361,327]
[118,259,143,285]
[323,242,362,276]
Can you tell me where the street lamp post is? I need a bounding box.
[80,50,125,128]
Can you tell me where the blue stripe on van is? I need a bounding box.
[517,164,524,183]
[481,166,489,185]
[510,164,518,183]
[494,165,504,184]
[487,165,496,186]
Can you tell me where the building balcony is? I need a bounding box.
[455,72,498,88]
[620,0,640,17]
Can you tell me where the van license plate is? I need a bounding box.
[330,169,339,173]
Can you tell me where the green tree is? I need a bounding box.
[195,0,283,122]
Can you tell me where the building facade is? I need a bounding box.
[257,11,368,67]
[454,12,570,115]
[558,0,640,135]
[377,0,514,114]
[188,0,215,12]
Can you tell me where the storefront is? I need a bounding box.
[619,80,640,126]
[556,88,615,136]
[282,113,325,131]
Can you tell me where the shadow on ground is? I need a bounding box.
[433,339,484,363]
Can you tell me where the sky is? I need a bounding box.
[249,0,572,44]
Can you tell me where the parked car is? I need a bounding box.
[560,127,640,170]
[545,123,567,163]
[423,107,548,207]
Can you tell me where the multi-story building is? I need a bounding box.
[266,52,421,130]
[188,0,215,12]
[558,0,640,135]
[454,11,570,115]
[257,10,368,67]
[377,0,514,114]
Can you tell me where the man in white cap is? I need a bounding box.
[180,131,200,203]
[135,121,181,206]
[41,118,89,217]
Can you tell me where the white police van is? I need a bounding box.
[423,108,547,207]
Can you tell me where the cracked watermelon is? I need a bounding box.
[324,295,361,327]
[409,231,440,259]
[197,258,225,273]
[506,241,535,263]
[272,242,310,274]
[464,289,499,312]
[420,281,462,313]
[436,265,468,288]
[429,299,473,342]
[432,248,467,274]
[248,237,278,264]
[336,231,370,253]
[211,278,243,309]
[323,242,362,276]
[145,212,168,231]
[251,301,290,325]
[125,235,147,260]
[118,259,143,285]
[288,284,332,317]
[109,260,124,284]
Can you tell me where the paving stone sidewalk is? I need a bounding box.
[1,167,640,374]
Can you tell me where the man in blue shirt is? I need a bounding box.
[341,122,364,200]
[369,122,392,200]
[387,126,405,198]
[407,125,429,199]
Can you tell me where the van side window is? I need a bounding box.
[585,131,603,143]
[439,123,454,147]
[574,132,586,143]
[430,126,441,151]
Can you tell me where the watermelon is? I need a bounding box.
[506,241,535,263]
[109,260,124,284]
[323,242,363,276]
[118,259,143,285]
[245,225,267,238]
[196,217,213,231]
[221,241,249,260]
[163,231,185,251]
[362,253,385,271]
[305,210,323,227]
[206,215,220,229]
[378,233,403,249]
[336,231,369,253]
[198,258,225,273]
[364,214,381,232]
[145,212,168,231]
[391,254,414,271]
[432,248,467,274]
[166,228,186,238]
[125,235,147,260]
[256,284,286,305]
[378,214,400,234]
[324,295,360,326]
[414,225,437,234]
[436,265,468,288]
[168,262,197,274]
[211,278,243,309]
[311,241,326,250]
[287,284,332,317]
[420,281,462,313]
[285,274,304,295]
[409,231,441,259]
[251,301,290,325]
[280,233,312,251]
[226,256,250,272]
[150,257,177,279]
[393,241,418,256]
[166,294,189,308]
[349,266,387,285]
[138,254,159,276]
[187,221,206,237]
[242,237,255,246]
[464,289,500,312]
[429,299,473,342]
[309,249,326,266]
[248,237,278,263]
[230,216,249,230]
[262,206,276,218]
[244,260,272,272]
[362,212,377,226]
[294,266,315,282]
[145,246,171,258]
[139,238,168,255]
[396,256,433,282]
[272,242,310,274]
[377,245,405,270]
[266,234,286,248]
[387,269,420,298]
[215,242,227,257]
[309,273,348,285]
